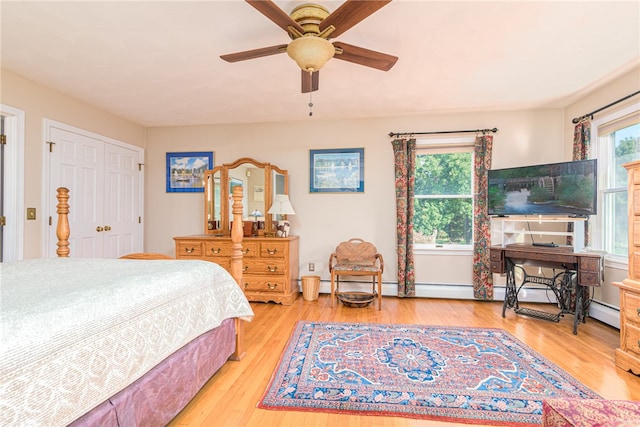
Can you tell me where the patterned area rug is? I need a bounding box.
[258,321,600,426]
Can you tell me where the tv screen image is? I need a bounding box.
[488,159,597,216]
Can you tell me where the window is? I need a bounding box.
[414,138,474,249]
[594,105,640,261]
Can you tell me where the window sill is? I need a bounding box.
[604,254,628,271]
[414,245,473,256]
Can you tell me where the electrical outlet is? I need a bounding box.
[308,262,315,272]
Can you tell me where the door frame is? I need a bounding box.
[0,104,25,262]
[42,119,145,257]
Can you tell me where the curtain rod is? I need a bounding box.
[572,90,640,124]
[388,128,498,138]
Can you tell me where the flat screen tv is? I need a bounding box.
[488,159,597,216]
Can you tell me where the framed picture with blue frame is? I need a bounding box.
[309,148,364,193]
[166,151,214,193]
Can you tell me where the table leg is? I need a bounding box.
[502,259,519,317]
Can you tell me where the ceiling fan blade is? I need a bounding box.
[220,44,287,63]
[333,42,398,71]
[246,0,304,35]
[301,70,319,93]
[320,0,391,39]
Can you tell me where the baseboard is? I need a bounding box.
[587,300,620,329]
[303,280,620,329]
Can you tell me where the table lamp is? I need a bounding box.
[268,194,295,237]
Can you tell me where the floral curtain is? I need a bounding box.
[571,119,592,317]
[573,119,591,161]
[391,138,416,297]
[472,134,494,300]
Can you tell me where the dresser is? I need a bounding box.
[174,235,299,305]
[614,159,640,375]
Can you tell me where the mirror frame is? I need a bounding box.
[204,157,289,236]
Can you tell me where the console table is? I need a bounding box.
[490,244,602,334]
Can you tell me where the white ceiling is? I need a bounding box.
[1,0,639,127]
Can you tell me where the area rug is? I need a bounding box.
[258,321,600,426]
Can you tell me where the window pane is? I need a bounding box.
[414,198,473,245]
[604,191,628,256]
[415,152,472,195]
[612,123,640,188]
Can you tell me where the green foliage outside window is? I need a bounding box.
[608,130,640,256]
[414,152,473,245]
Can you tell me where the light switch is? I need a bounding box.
[26,207,36,220]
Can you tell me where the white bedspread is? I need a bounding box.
[0,257,254,426]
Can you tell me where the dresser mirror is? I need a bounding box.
[204,157,288,235]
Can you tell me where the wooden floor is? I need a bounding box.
[170,295,639,427]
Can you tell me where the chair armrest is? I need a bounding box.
[375,253,384,272]
[328,253,338,272]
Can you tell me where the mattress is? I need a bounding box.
[0,257,254,426]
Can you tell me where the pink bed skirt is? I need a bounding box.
[69,318,236,426]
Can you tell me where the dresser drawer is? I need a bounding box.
[260,242,287,258]
[489,249,504,274]
[204,240,258,258]
[623,321,640,357]
[204,240,232,257]
[176,241,204,257]
[243,276,286,293]
[208,258,230,270]
[623,291,640,326]
[490,261,504,274]
[243,259,286,275]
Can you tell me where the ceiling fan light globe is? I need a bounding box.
[287,36,334,72]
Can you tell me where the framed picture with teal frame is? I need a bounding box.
[309,148,364,193]
[166,151,213,193]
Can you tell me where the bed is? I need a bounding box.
[0,187,254,426]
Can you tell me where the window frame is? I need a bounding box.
[414,136,475,254]
[591,102,640,269]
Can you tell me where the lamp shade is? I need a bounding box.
[286,35,335,72]
[268,195,296,215]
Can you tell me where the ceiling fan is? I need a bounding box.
[220,0,398,93]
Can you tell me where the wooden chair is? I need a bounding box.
[329,238,384,310]
[118,253,174,260]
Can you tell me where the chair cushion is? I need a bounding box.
[333,263,381,273]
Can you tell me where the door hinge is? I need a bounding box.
[138,163,144,171]
[47,141,55,152]
[138,216,142,224]
[49,216,52,226]
[0,134,6,145]
[0,216,6,226]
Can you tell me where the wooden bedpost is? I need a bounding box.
[56,187,70,257]
[229,185,246,360]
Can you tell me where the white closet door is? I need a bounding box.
[47,122,143,258]
[103,143,141,258]
[49,126,105,257]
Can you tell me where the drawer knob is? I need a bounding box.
[267,248,278,255]
[242,248,251,255]
[267,266,278,272]
[637,308,640,316]
[243,265,249,273]
[211,247,221,254]
[185,247,195,254]
[267,283,278,290]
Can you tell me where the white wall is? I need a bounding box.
[145,109,565,289]
[1,69,146,259]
